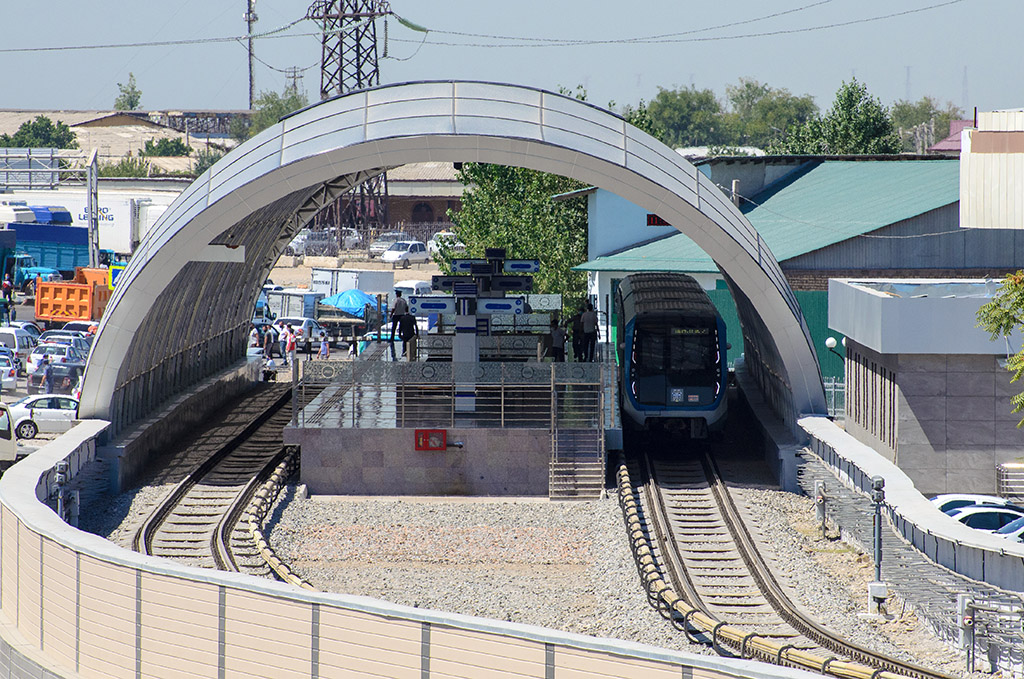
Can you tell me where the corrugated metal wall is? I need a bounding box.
[783,203,1024,271]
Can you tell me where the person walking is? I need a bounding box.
[318,332,330,360]
[42,358,54,394]
[1,275,11,305]
[248,324,260,347]
[581,301,599,362]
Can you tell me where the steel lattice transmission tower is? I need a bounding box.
[306,0,391,250]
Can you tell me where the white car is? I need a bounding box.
[944,505,1024,532]
[427,230,466,255]
[9,394,79,439]
[276,317,326,350]
[0,356,16,392]
[381,241,430,269]
[930,493,1021,514]
[995,516,1024,544]
[28,343,85,375]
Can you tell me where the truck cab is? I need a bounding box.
[5,254,61,293]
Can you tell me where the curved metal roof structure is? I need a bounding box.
[79,81,826,435]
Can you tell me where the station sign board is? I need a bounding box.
[450,259,487,273]
[477,297,524,314]
[490,276,533,292]
[503,259,540,273]
[409,295,456,315]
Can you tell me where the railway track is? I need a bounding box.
[619,449,955,679]
[131,384,297,576]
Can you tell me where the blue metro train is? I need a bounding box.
[615,272,729,438]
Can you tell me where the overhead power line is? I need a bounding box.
[390,0,968,49]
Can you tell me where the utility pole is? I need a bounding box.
[285,66,303,95]
[244,0,259,109]
[307,0,391,249]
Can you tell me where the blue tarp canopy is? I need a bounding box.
[320,288,377,318]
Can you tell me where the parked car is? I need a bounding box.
[995,516,1024,543]
[8,321,42,342]
[9,394,79,439]
[61,321,97,335]
[368,231,411,258]
[0,356,16,392]
[930,494,1024,514]
[427,230,466,255]
[381,241,430,269]
[0,327,36,375]
[276,317,326,353]
[339,227,362,250]
[28,361,85,395]
[28,344,86,375]
[944,505,1024,531]
[285,229,309,256]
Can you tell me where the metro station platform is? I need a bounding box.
[284,357,613,499]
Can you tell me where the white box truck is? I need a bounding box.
[310,267,394,297]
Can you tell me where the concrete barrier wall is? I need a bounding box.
[800,416,1024,593]
[287,426,551,496]
[98,359,259,492]
[0,424,825,679]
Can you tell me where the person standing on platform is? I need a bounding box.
[397,313,418,360]
[549,319,566,362]
[390,290,409,360]
[581,302,599,362]
[570,305,584,362]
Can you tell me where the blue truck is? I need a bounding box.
[0,230,61,293]
[7,220,90,276]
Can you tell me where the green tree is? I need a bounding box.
[891,96,964,152]
[646,86,727,148]
[445,163,589,308]
[240,88,309,140]
[724,78,817,149]
[98,154,150,177]
[193,148,225,175]
[141,138,192,156]
[114,73,142,111]
[769,79,901,155]
[978,271,1024,426]
[0,116,78,149]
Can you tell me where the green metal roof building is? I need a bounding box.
[573,156,1023,382]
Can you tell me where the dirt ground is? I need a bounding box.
[268,255,443,289]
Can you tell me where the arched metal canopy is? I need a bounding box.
[80,81,826,435]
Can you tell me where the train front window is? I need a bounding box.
[633,317,718,386]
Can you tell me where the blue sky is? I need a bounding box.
[2,0,1019,117]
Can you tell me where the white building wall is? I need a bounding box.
[960,110,1024,229]
[587,189,676,261]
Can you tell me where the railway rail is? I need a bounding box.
[618,450,956,679]
[131,384,297,576]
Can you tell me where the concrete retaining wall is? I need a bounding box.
[0,421,824,679]
[98,359,259,492]
[801,416,1024,593]
[287,426,551,496]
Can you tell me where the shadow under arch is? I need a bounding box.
[80,81,825,436]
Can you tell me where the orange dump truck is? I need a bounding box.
[34,267,112,329]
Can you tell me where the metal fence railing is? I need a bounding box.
[823,377,845,421]
[296,360,604,431]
